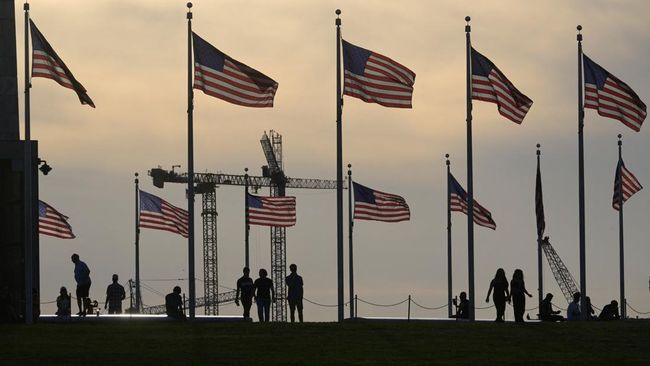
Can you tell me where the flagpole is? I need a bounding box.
[465,16,476,322]
[577,25,587,319]
[446,154,453,318]
[348,164,354,319]
[617,134,625,319]
[186,2,196,320]
[536,144,543,309]
[335,9,344,322]
[134,172,142,312]
[244,167,250,268]
[24,1,30,140]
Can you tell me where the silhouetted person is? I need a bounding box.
[285,263,304,323]
[71,253,91,316]
[510,269,533,322]
[235,267,254,319]
[452,292,469,319]
[486,268,510,322]
[584,296,597,320]
[165,286,185,320]
[539,293,564,322]
[56,287,72,319]
[598,300,620,321]
[254,269,275,322]
[104,274,126,314]
[567,292,581,321]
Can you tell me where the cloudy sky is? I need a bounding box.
[18,0,649,320]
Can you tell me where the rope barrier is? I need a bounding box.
[475,304,495,309]
[303,297,348,308]
[627,302,650,315]
[357,297,409,307]
[409,298,447,310]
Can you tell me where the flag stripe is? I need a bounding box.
[39,200,75,239]
[353,182,410,223]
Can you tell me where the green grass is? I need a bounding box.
[1,319,648,365]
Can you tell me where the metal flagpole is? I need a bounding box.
[244,167,250,268]
[186,2,196,319]
[348,164,354,318]
[23,0,34,325]
[446,154,453,318]
[464,16,476,321]
[134,172,142,312]
[335,9,344,322]
[577,25,587,319]
[617,134,625,319]
[536,144,543,309]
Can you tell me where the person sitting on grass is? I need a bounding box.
[567,292,581,321]
[598,300,621,321]
[452,292,469,319]
[56,287,71,319]
[539,293,564,322]
[165,286,186,320]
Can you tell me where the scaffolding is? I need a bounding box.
[541,237,579,304]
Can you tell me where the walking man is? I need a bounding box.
[71,253,91,316]
[235,267,254,320]
[254,269,274,322]
[104,274,126,314]
[285,263,304,323]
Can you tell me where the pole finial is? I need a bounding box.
[24,1,29,11]
[536,143,541,156]
[465,16,471,33]
[187,2,193,9]
[336,9,341,16]
[577,25,582,42]
[465,16,471,23]
[187,2,193,19]
[347,164,351,175]
[336,9,341,25]
[618,134,622,146]
[347,163,351,168]
[445,153,450,166]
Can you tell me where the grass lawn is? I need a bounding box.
[1,319,648,365]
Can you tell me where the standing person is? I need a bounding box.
[235,267,255,320]
[485,268,510,322]
[539,293,564,322]
[510,269,533,323]
[567,292,581,321]
[104,274,126,314]
[165,286,185,320]
[71,253,91,316]
[584,296,597,320]
[254,269,275,322]
[285,264,304,323]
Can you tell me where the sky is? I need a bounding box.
[14,0,650,321]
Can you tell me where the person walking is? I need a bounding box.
[485,268,510,322]
[235,267,255,320]
[285,264,304,323]
[71,253,91,316]
[254,269,275,322]
[104,274,126,314]
[510,269,533,322]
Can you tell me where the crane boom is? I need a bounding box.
[541,237,580,304]
[141,290,237,315]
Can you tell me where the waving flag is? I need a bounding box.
[192,33,278,107]
[29,20,95,108]
[139,191,189,238]
[448,173,496,230]
[342,40,415,108]
[471,48,532,124]
[353,182,410,222]
[247,193,296,227]
[613,159,643,210]
[39,200,75,239]
[584,55,646,132]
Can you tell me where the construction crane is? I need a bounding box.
[149,130,338,320]
[541,236,579,304]
[141,290,238,315]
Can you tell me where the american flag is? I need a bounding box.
[39,200,75,239]
[29,20,95,108]
[192,33,278,107]
[139,191,189,238]
[353,182,410,222]
[471,48,532,124]
[448,173,496,230]
[613,159,643,211]
[584,54,646,132]
[342,40,415,108]
[247,193,296,227]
